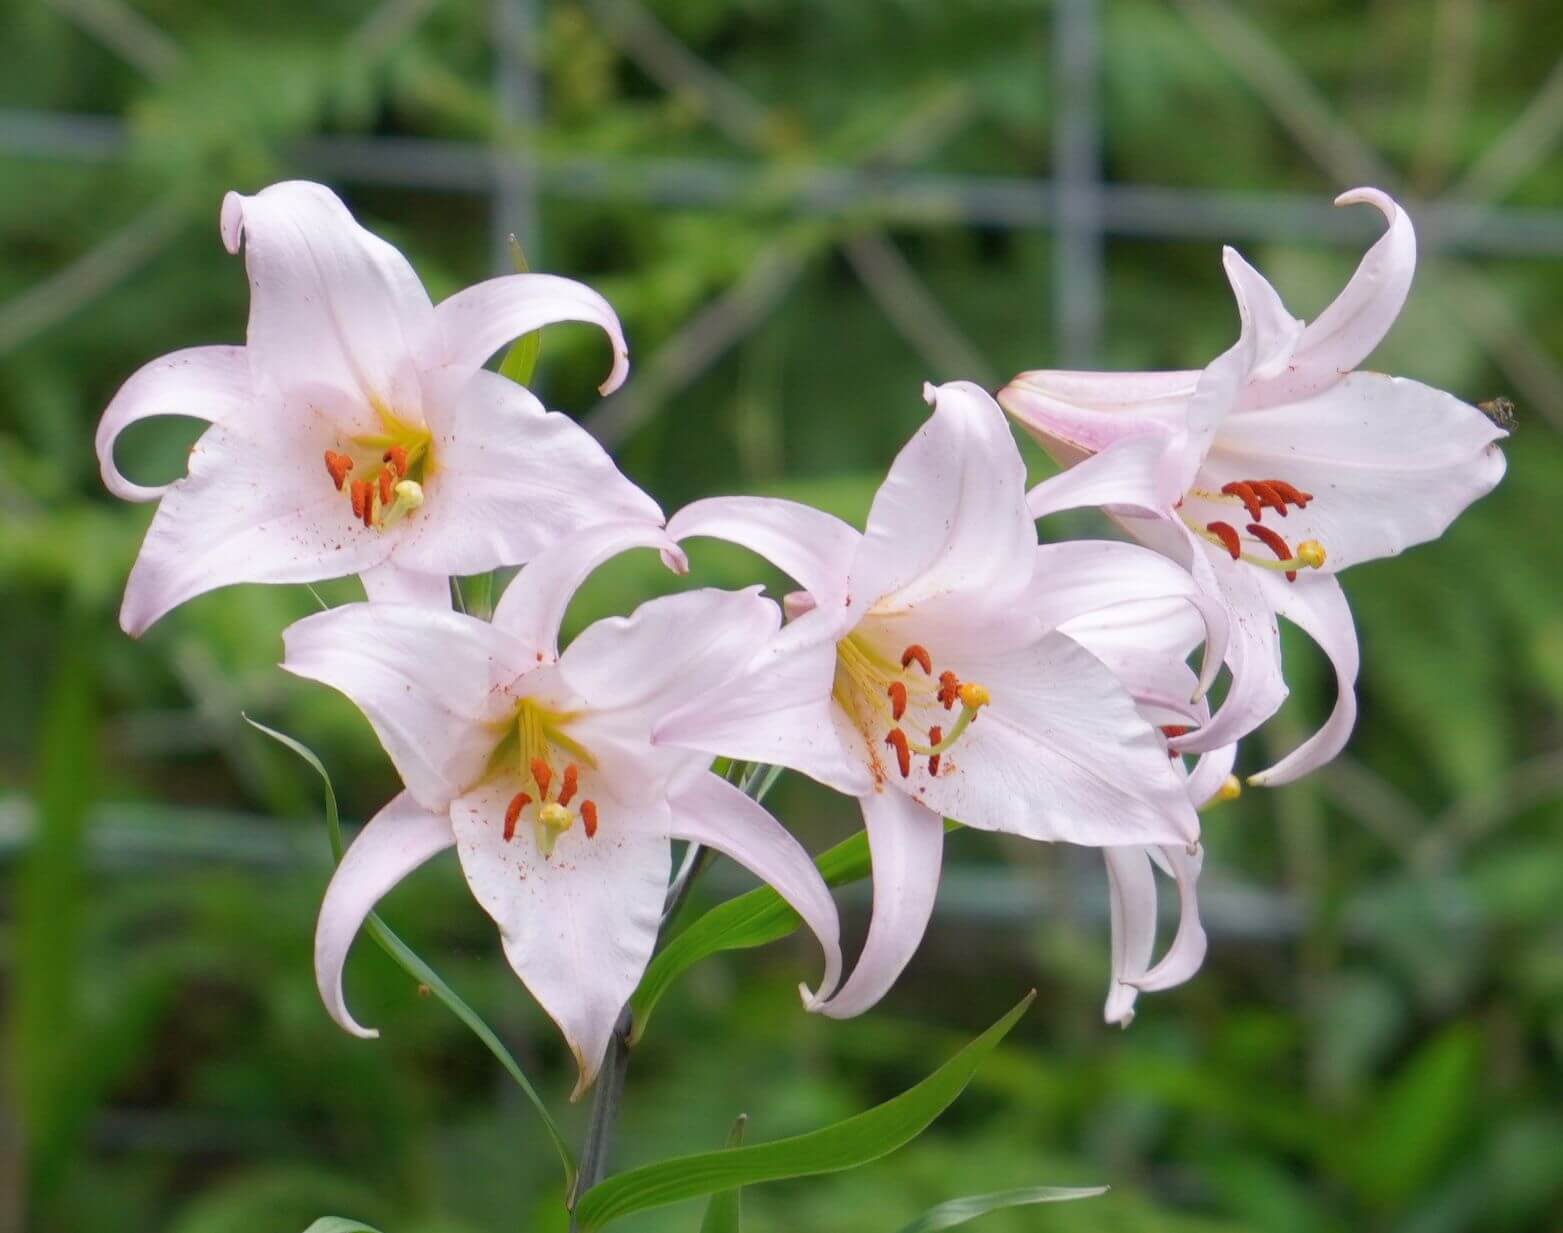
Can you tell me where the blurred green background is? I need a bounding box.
[4,1,1563,1230]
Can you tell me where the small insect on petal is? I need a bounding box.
[323,450,354,491]
[1245,523,1297,581]
[529,758,552,798]
[887,681,908,721]
[900,644,932,674]
[503,792,532,842]
[581,800,598,839]
[383,445,409,476]
[557,764,579,807]
[1206,520,1242,560]
[885,728,912,778]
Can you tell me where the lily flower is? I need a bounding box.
[97,180,660,630]
[1001,188,1507,784]
[653,381,1207,1018]
[279,522,842,1097]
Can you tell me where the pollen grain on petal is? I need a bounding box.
[900,644,932,674]
[1206,520,1241,560]
[885,728,912,778]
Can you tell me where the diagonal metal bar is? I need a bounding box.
[1053,0,1104,366]
[1446,54,1563,205]
[43,0,182,79]
[492,0,542,272]
[0,199,186,357]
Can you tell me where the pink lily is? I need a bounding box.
[653,381,1209,1018]
[1001,188,1507,784]
[279,523,842,1098]
[97,180,659,631]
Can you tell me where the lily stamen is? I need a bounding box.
[503,791,532,841]
[885,728,912,778]
[887,681,908,720]
[900,644,932,674]
[323,450,354,490]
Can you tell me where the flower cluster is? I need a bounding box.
[99,181,1505,1094]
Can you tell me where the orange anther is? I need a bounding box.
[937,670,961,710]
[1245,523,1297,581]
[503,792,532,841]
[1266,479,1312,508]
[900,644,932,674]
[383,445,409,476]
[323,450,354,491]
[927,725,943,776]
[887,681,907,720]
[1206,520,1241,559]
[1249,480,1289,517]
[1159,725,1190,739]
[529,758,552,797]
[349,479,370,522]
[377,469,394,506]
[1219,480,1263,521]
[581,800,598,838]
[557,764,579,807]
[885,728,912,778]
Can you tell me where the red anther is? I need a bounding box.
[937,670,960,710]
[362,485,376,527]
[557,764,579,807]
[927,725,943,776]
[529,757,552,797]
[1245,523,1298,581]
[581,800,598,839]
[349,479,370,522]
[503,792,532,841]
[1248,480,1289,517]
[1206,520,1242,559]
[383,445,409,476]
[1266,478,1312,508]
[377,469,394,506]
[900,644,932,674]
[323,450,354,491]
[885,728,912,778]
[1220,481,1263,521]
[887,681,908,721]
[1160,725,1190,738]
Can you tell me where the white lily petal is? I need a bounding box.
[281,603,530,811]
[1132,842,1207,993]
[1255,188,1415,405]
[1200,372,1507,571]
[315,792,454,1038]
[433,272,630,395]
[1102,845,1157,1026]
[1185,741,1239,808]
[654,611,875,798]
[1000,368,1197,459]
[666,496,860,610]
[1220,246,1304,381]
[221,181,436,411]
[1247,572,1360,787]
[814,789,945,1020]
[908,630,1198,847]
[96,346,252,501]
[450,776,669,1100]
[120,420,389,636]
[666,769,844,1007]
[849,381,1034,620]
[1026,432,1176,521]
[491,520,683,661]
[360,560,453,609]
[391,367,663,579]
[559,587,780,738]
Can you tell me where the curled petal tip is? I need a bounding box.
[659,544,690,575]
[921,380,938,407]
[1334,186,1396,217]
[219,191,245,254]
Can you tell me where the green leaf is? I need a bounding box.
[497,234,542,387]
[629,821,957,1044]
[302,1220,384,1233]
[698,1115,749,1233]
[574,991,1035,1230]
[893,1186,1108,1233]
[243,717,577,1193]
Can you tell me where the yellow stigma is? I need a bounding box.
[956,682,990,710]
[1297,539,1326,569]
[1217,774,1242,802]
[538,801,573,832]
[381,479,424,527]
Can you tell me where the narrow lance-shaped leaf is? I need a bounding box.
[574,992,1035,1230]
[630,821,958,1044]
[245,717,577,1193]
[698,1114,749,1233]
[894,1186,1109,1233]
[497,233,543,387]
